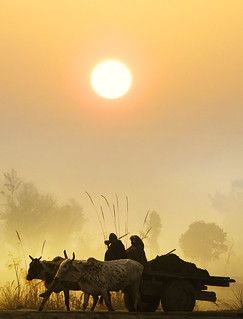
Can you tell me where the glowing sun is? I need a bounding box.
[90,59,132,99]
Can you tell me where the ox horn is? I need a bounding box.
[38,256,42,260]
[29,255,34,261]
[64,250,68,259]
[72,252,75,260]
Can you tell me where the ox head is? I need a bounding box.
[55,252,80,282]
[26,255,43,280]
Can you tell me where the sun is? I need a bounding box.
[90,59,132,99]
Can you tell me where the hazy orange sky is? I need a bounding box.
[0,1,243,251]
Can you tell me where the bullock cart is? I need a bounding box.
[124,254,235,312]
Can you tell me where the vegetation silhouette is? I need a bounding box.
[179,221,228,263]
[1,170,84,253]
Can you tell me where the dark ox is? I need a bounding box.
[40,256,143,311]
[26,253,97,311]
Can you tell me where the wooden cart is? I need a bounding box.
[124,255,235,312]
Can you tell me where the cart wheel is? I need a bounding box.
[124,293,160,312]
[140,295,160,312]
[161,279,195,312]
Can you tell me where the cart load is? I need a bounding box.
[145,253,210,279]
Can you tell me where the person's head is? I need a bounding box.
[109,233,117,242]
[130,235,144,248]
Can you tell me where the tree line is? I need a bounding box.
[0,169,228,264]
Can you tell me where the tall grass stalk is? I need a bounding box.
[115,194,120,236]
[125,196,129,247]
[101,194,113,219]
[142,227,152,240]
[101,194,119,237]
[101,194,116,236]
[41,240,46,257]
[143,210,150,229]
[125,196,129,235]
[112,203,118,235]
[15,231,27,273]
[100,205,107,238]
[85,191,106,239]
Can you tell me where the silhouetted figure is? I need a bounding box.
[104,233,126,261]
[97,233,126,307]
[126,235,147,265]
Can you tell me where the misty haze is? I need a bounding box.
[0,0,242,314]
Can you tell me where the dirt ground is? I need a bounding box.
[0,311,242,319]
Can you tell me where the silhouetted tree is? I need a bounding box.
[2,169,22,198]
[0,170,84,253]
[179,221,228,263]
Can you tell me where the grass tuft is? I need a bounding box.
[219,284,243,310]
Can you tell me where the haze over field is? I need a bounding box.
[0,0,243,288]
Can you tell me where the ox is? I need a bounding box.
[26,253,97,311]
[40,255,143,311]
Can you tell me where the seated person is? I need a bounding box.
[126,235,147,265]
[104,233,126,261]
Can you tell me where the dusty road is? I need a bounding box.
[0,311,242,319]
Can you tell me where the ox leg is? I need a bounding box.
[39,279,59,311]
[90,294,99,311]
[38,295,49,312]
[102,290,114,312]
[82,293,90,311]
[83,293,99,311]
[40,278,59,298]
[64,289,70,311]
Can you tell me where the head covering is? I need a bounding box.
[109,233,117,241]
[130,235,144,248]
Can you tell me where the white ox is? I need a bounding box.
[44,257,143,311]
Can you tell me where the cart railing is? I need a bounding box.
[142,269,235,287]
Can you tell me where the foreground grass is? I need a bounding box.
[0,277,84,310]
[0,274,124,311]
[218,285,243,311]
[0,278,240,312]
